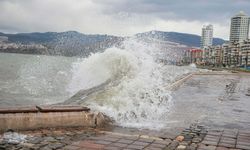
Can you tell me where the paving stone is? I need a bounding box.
[202,140,219,146]
[237,137,250,143]
[137,138,154,143]
[207,131,222,136]
[239,130,250,134]
[127,144,145,149]
[223,132,237,136]
[104,146,121,150]
[222,134,237,138]
[198,144,216,150]
[133,141,150,146]
[204,137,220,142]
[117,139,134,144]
[205,135,220,140]
[236,141,250,146]
[144,147,162,150]
[72,140,105,149]
[95,140,113,145]
[236,144,250,150]
[216,146,229,150]
[153,139,171,145]
[167,141,179,150]
[124,136,139,140]
[218,142,235,148]
[88,136,103,140]
[148,143,167,148]
[63,145,80,150]
[102,137,120,142]
[111,142,128,148]
[238,133,250,137]
[220,138,236,145]
[237,135,250,140]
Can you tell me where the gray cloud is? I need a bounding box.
[94,0,250,22]
[0,0,249,39]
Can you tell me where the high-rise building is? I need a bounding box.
[229,11,250,43]
[200,24,213,49]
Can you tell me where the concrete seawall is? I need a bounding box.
[0,105,111,132]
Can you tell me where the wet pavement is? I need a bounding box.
[165,72,250,130]
[1,125,250,150]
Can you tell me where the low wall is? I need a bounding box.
[0,105,111,132]
[166,73,194,90]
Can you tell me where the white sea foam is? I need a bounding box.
[67,38,197,129]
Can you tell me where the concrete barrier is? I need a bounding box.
[166,73,194,90]
[0,105,111,132]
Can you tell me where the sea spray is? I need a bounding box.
[67,38,181,129]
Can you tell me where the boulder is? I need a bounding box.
[176,135,184,142]
[95,112,112,128]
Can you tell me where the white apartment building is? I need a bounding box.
[229,11,250,43]
[200,24,213,49]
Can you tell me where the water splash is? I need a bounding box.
[67,38,195,129]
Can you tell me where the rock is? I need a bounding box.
[167,141,179,150]
[44,137,57,143]
[192,137,202,143]
[189,143,197,150]
[40,146,52,150]
[176,136,184,142]
[29,137,43,144]
[177,145,186,150]
[20,142,35,148]
[0,145,7,150]
[60,137,72,145]
[95,112,112,127]
[179,141,190,146]
[48,143,65,149]
[55,136,64,140]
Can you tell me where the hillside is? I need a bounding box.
[135,31,225,47]
[0,31,123,56]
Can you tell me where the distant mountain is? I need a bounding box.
[135,31,225,47]
[0,30,225,56]
[0,31,123,56]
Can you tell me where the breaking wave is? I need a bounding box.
[67,38,195,129]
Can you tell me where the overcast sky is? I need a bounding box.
[0,0,250,40]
